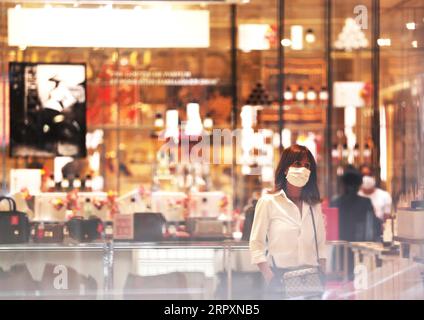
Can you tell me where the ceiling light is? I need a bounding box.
[305,29,316,43]
[406,22,416,30]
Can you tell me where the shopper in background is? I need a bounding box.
[330,166,381,280]
[358,164,392,222]
[241,191,260,241]
[249,144,326,298]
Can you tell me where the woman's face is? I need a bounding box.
[285,156,311,175]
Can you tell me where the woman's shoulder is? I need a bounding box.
[258,191,281,202]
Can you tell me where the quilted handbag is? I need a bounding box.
[272,206,325,299]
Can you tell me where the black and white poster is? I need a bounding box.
[9,62,87,157]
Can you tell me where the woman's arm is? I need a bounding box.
[315,204,327,273]
[257,262,274,284]
[249,198,273,282]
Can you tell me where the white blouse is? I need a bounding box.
[249,190,327,268]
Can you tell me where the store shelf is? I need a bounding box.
[0,242,105,252]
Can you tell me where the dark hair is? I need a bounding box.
[341,166,363,193]
[274,144,321,205]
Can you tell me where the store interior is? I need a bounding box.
[0,0,423,300]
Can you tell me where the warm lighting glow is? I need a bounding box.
[291,25,303,50]
[406,22,416,30]
[241,105,255,129]
[281,38,292,47]
[319,87,328,101]
[305,29,316,43]
[165,109,179,141]
[238,24,271,51]
[185,103,203,136]
[203,114,213,129]
[284,87,293,100]
[334,18,368,51]
[306,87,317,101]
[8,8,210,48]
[241,165,251,175]
[412,40,418,48]
[377,38,391,47]
[282,128,292,149]
[296,87,305,101]
[380,105,387,182]
[154,114,164,129]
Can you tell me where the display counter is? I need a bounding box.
[0,240,350,300]
[349,242,424,300]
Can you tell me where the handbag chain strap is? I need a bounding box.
[309,205,320,266]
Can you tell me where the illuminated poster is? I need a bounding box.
[9,62,87,157]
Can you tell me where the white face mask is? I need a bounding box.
[286,166,311,188]
[362,176,376,190]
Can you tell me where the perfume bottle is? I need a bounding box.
[61,176,70,191]
[46,174,56,192]
[83,198,93,219]
[84,175,93,192]
[73,174,82,190]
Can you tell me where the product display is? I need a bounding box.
[66,216,104,242]
[0,196,30,244]
[113,212,166,242]
[186,218,231,240]
[30,221,65,243]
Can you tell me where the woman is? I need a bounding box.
[249,145,326,297]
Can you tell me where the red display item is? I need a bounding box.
[10,215,19,226]
[321,202,339,241]
[30,221,65,244]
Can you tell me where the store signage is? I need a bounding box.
[109,70,219,86]
[8,8,210,48]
